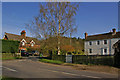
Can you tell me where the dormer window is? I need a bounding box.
[22,42,25,46]
[31,43,34,47]
[30,40,35,47]
[21,39,27,46]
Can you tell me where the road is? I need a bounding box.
[2,56,119,80]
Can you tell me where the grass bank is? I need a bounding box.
[39,59,64,65]
[1,57,22,60]
[1,53,22,60]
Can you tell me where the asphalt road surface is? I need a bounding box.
[2,56,119,80]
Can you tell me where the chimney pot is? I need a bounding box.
[21,30,26,37]
[85,32,88,39]
[112,28,116,34]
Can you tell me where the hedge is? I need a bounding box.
[1,39,20,53]
[52,55,114,66]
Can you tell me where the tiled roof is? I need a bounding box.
[86,32,120,41]
[4,32,41,45]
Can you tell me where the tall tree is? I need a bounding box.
[26,2,79,55]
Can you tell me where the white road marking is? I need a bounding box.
[81,75,101,78]
[61,72,79,76]
[3,67,17,72]
[42,68,101,78]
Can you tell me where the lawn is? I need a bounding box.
[39,59,64,65]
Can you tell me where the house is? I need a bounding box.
[113,40,120,54]
[113,40,120,67]
[3,30,41,52]
[84,28,120,55]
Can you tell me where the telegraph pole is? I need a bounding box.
[70,33,72,45]
[118,1,120,31]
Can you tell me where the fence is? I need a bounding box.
[72,55,114,66]
[52,55,66,62]
[52,55,114,66]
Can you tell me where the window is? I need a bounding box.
[89,49,92,53]
[89,42,92,45]
[31,43,34,47]
[22,42,25,46]
[30,40,35,47]
[104,48,107,54]
[104,40,107,44]
[21,39,26,46]
[97,41,100,45]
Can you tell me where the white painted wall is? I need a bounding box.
[85,38,120,55]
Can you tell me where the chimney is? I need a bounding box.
[85,32,88,39]
[112,28,116,34]
[21,30,26,37]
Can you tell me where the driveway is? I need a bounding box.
[2,56,119,79]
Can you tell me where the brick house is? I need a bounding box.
[3,30,41,52]
[84,28,120,55]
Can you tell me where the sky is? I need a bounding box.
[2,2,118,39]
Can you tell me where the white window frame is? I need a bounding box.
[22,42,25,46]
[89,49,92,54]
[103,40,107,45]
[89,41,92,45]
[103,48,108,55]
[30,40,35,47]
[31,43,34,47]
[97,40,100,45]
[21,39,27,46]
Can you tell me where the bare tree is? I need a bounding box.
[26,2,79,55]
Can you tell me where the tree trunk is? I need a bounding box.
[58,20,61,55]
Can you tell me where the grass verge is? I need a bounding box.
[1,53,22,60]
[39,59,64,65]
[1,57,22,60]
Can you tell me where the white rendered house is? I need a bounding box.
[84,28,120,55]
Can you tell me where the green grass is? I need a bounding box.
[1,56,22,60]
[0,53,22,60]
[39,59,64,65]
[1,57,16,60]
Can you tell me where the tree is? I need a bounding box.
[26,2,79,55]
[61,45,74,52]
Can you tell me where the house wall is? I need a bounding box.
[85,38,120,55]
